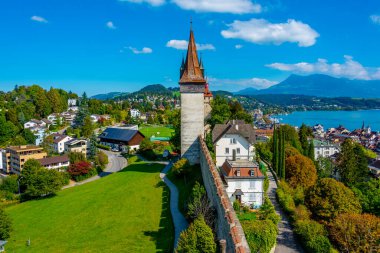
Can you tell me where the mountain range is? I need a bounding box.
[91,74,380,100]
[236,74,380,98]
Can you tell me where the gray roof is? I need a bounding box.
[99,128,143,142]
[212,120,256,144]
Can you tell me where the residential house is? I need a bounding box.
[24,119,51,129]
[313,139,340,160]
[130,109,141,118]
[212,120,256,167]
[37,155,70,171]
[31,127,47,146]
[64,139,89,158]
[51,134,73,154]
[61,111,76,126]
[99,127,145,151]
[47,113,63,125]
[221,159,265,208]
[369,160,380,179]
[2,145,47,174]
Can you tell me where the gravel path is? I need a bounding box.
[266,170,304,253]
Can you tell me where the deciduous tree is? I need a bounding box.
[285,154,317,189]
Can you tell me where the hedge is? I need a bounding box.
[294,219,332,253]
[241,219,278,253]
[96,144,111,150]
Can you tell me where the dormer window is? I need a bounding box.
[250,170,255,177]
[237,169,241,176]
[230,138,237,144]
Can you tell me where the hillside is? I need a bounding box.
[5,162,173,252]
[135,84,171,95]
[91,92,128,100]
[238,74,380,98]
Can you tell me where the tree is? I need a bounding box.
[352,179,380,216]
[67,161,93,180]
[68,152,86,164]
[187,182,214,227]
[47,87,65,113]
[0,208,12,240]
[208,95,231,127]
[81,116,94,138]
[337,139,368,186]
[329,213,380,253]
[176,216,216,253]
[241,219,278,253]
[306,178,361,221]
[0,113,19,145]
[298,124,313,158]
[22,129,37,144]
[286,154,317,189]
[0,175,19,194]
[316,157,334,178]
[21,159,65,199]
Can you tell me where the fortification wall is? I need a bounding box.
[199,137,250,253]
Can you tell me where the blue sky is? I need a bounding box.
[0,0,380,95]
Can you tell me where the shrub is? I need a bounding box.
[233,200,241,212]
[96,143,111,150]
[172,158,190,177]
[276,186,296,215]
[293,187,305,206]
[259,196,280,225]
[96,151,109,170]
[68,152,87,164]
[263,176,269,193]
[0,207,12,240]
[187,182,214,227]
[306,178,361,221]
[176,216,216,253]
[0,175,19,194]
[285,154,317,189]
[329,213,380,253]
[294,219,332,253]
[292,205,311,221]
[242,219,278,253]
[67,161,96,181]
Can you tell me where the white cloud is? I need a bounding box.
[166,40,215,50]
[209,77,277,90]
[235,44,243,49]
[370,15,380,25]
[172,0,261,14]
[128,46,153,54]
[267,55,380,80]
[106,21,116,29]
[118,0,165,6]
[221,18,319,47]
[31,16,48,23]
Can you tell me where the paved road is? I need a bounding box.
[160,162,188,249]
[63,150,127,189]
[267,170,304,253]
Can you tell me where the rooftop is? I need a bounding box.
[8,145,44,152]
[99,127,144,142]
[38,155,69,166]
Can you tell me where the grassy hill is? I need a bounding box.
[5,161,173,252]
[140,126,174,139]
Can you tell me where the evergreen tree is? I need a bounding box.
[308,141,315,162]
[81,116,94,138]
[280,128,286,179]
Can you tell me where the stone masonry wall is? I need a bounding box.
[199,136,250,253]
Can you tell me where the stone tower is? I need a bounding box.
[204,82,213,121]
[179,27,206,165]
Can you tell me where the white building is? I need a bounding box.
[31,127,47,146]
[130,109,141,118]
[221,159,264,208]
[212,120,256,167]
[313,139,340,160]
[68,98,77,107]
[24,119,51,129]
[47,113,63,125]
[37,155,70,171]
[0,149,4,171]
[51,134,73,154]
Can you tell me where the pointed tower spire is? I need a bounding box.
[180,54,185,78]
[179,23,206,84]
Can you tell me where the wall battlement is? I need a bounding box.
[199,136,250,253]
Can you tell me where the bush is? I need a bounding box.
[67,161,96,181]
[0,207,12,240]
[242,219,278,253]
[96,143,110,150]
[172,158,190,178]
[95,151,109,170]
[263,176,269,193]
[176,216,216,253]
[329,213,380,253]
[233,200,241,212]
[276,185,296,215]
[68,152,87,164]
[292,205,311,221]
[0,175,19,194]
[306,178,361,221]
[259,196,280,225]
[294,219,332,253]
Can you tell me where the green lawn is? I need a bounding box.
[5,162,173,253]
[140,126,174,139]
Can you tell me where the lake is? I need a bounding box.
[273,110,380,131]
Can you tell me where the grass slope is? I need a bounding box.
[140,126,174,139]
[5,162,173,253]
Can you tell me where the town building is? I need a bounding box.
[179,26,206,164]
[212,120,256,167]
[24,119,51,129]
[47,113,63,125]
[2,145,47,174]
[51,133,73,154]
[37,155,70,170]
[61,111,76,125]
[313,139,340,160]
[99,127,145,151]
[221,159,265,208]
[130,109,141,118]
[32,127,47,146]
[64,139,89,158]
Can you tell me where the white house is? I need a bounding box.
[51,134,73,154]
[313,139,340,160]
[47,113,63,125]
[31,127,47,146]
[68,98,77,107]
[37,155,70,171]
[24,119,51,129]
[130,109,141,118]
[221,159,264,208]
[212,120,256,167]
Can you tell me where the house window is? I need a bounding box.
[225,148,229,154]
[249,180,255,189]
[250,170,255,177]
[248,193,254,201]
[237,148,240,154]
[230,138,237,144]
[236,169,241,176]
